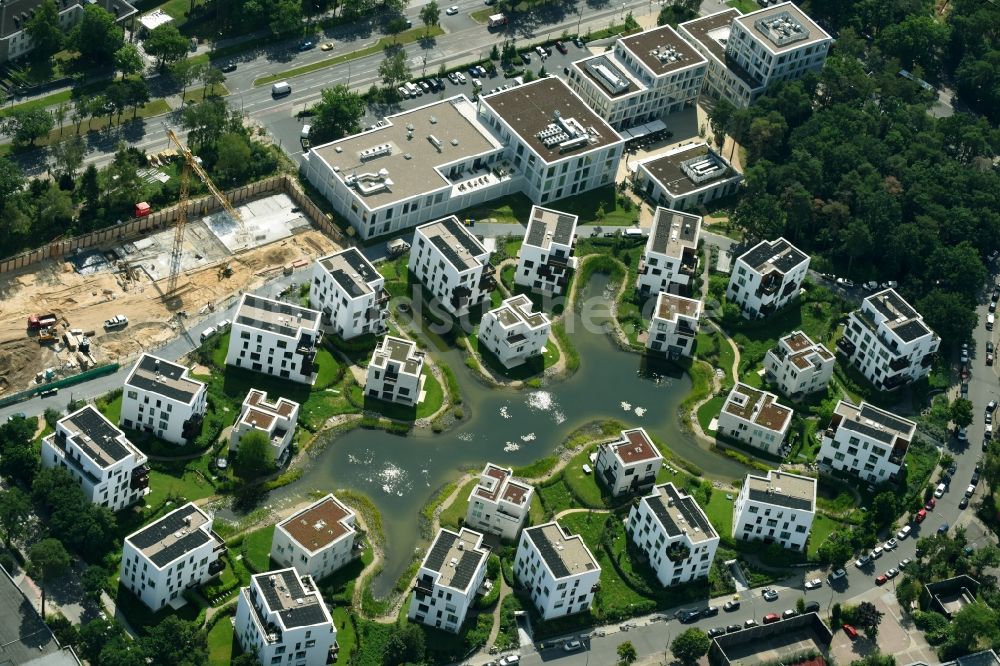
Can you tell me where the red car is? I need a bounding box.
[843,624,859,639]
[555,40,568,54]
[763,613,781,624]
[876,574,888,585]
[925,498,936,511]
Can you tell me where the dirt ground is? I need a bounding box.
[0,227,340,394]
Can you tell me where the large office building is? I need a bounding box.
[309,248,389,340]
[633,143,742,212]
[0,0,136,64]
[479,294,551,369]
[225,294,323,385]
[647,292,702,358]
[230,389,300,465]
[763,331,834,400]
[514,522,601,620]
[41,405,149,512]
[726,237,809,319]
[408,528,490,633]
[818,400,916,484]
[465,463,534,541]
[409,216,494,317]
[595,427,664,497]
[732,470,816,551]
[364,335,426,406]
[716,383,793,455]
[121,354,207,446]
[514,206,578,295]
[636,207,701,297]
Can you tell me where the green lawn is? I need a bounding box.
[727,0,760,12]
[468,330,560,381]
[461,186,639,228]
[696,395,725,434]
[182,83,231,104]
[146,461,216,507]
[696,331,736,386]
[703,489,735,538]
[439,478,479,531]
[241,524,275,573]
[113,582,202,634]
[806,514,841,560]
[331,607,356,665]
[207,617,235,666]
[97,393,123,425]
[348,367,444,420]
[537,477,579,515]
[561,446,613,509]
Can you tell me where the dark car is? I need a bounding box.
[726,624,741,634]
[723,600,741,612]
[804,601,821,613]
[678,609,701,623]
[555,40,568,54]
[221,63,237,73]
[938,523,950,535]
[959,496,969,509]
[708,627,727,638]
[298,40,315,51]
[703,606,720,617]
[521,52,531,63]
[989,341,995,354]
[972,471,981,484]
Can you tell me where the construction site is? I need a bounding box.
[0,191,342,395]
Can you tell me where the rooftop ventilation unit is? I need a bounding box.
[586,57,630,95]
[428,134,443,150]
[359,143,392,161]
[680,151,726,184]
[652,45,683,64]
[754,11,810,47]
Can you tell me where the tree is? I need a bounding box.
[386,17,409,42]
[29,538,70,619]
[125,79,150,118]
[141,616,209,666]
[25,0,64,62]
[731,193,786,244]
[0,415,39,482]
[850,654,897,666]
[0,159,24,202]
[617,640,637,666]
[233,430,275,479]
[215,132,252,184]
[2,108,54,146]
[854,601,885,639]
[81,566,107,606]
[49,135,86,181]
[311,84,364,142]
[181,98,229,149]
[817,533,854,568]
[895,576,920,610]
[269,0,303,36]
[171,59,202,97]
[951,398,974,430]
[79,164,100,212]
[144,23,190,68]
[420,0,440,34]
[201,66,226,99]
[916,290,978,348]
[877,15,950,77]
[0,487,29,550]
[114,43,144,79]
[671,628,711,665]
[871,492,898,527]
[950,603,998,653]
[379,49,411,88]
[838,218,874,274]
[381,623,425,666]
[69,5,124,65]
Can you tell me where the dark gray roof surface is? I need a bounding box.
[128,355,202,403]
[426,531,458,572]
[747,488,813,511]
[129,505,211,567]
[740,238,806,274]
[259,570,329,629]
[64,406,130,468]
[0,568,68,665]
[526,526,570,578]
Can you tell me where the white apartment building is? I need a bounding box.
[679,3,831,108]
[364,335,426,406]
[226,294,323,385]
[733,470,816,551]
[566,24,706,131]
[309,248,389,340]
[235,568,336,666]
[726,237,810,319]
[120,502,225,611]
[121,354,207,446]
[0,0,136,64]
[515,206,578,295]
[626,483,719,587]
[647,292,702,358]
[595,427,664,497]
[479,294,551,369]
[764,331,834,400]
[465,463,534,541]
[409,216,494,317]
[408,528,490,633]
[636,207,701,297]
[838,289,940,391]
[633,143,742,212]
[271,494,358,581]
[818,400,916,484]
[41,405,149,512]
[717,383,793,455]
[230,390,300,465]
[514,522,601,620]
[302,79,623,240]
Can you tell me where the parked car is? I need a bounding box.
[783,609,798,619]
[763,613,781,625]
[843,624,859,639]
[886,567,899,579]
[726,624,741,633]
[884,538,898,550]
[723,600,741,612]
[521,52,531,63]
[876,574,888,585]
[899,558,912,569]
[221,63,237,73]
[934,483,946,498]
[938,523,950,535]
[744,619,758,628]
[989,341,995,354]
[958,427,968,442]
[916,508,928,522]
[871,546,884,559]
[320,42,333,50]
[966,484,976,497]
[804,578,822,590]
[298,40,315,50]
[456,71,467,83]
[960,496,970,509]
[855,555,871,568]
[830,568,847,580]
[897,525,912,540]
[925,498,936,511]
[972,471,981,484]
[555,40,568,53]
[708,627,727,638]
[563,640,582,652]
[804,601,821,613]
[836,277,855,288]
[762,588,778,602]
[678,609,701,623]
[446,4,459,13]
[863,281,879,291]
[703,606,720,617]
[498,656,520,665]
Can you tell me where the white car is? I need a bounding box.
[498,656,521,665]
[935,483,946,498]
[884,538,898,551]
[897,525,912,540]
[804,578,822,590]
[563,640,582,652]
[871,546,884,559]
[456,71,467,83]
[472,78,482,88]
[446,5,459,13]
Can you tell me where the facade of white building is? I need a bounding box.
[647,292,702,358]
[514,206,578,295]
[230,390,300,465]
[235,568,337,666]
[726,237,810,319]
[626,483,719,587]
[636,207,701,297]
[514,522,601,620]
[364,335,426,406]
[409,216,494,317]
[120,503,225,611]
[41,405,149,512]
[309,248,389,340]
[717,383,793,455]
[226,294,323,385]
[566,24,706,131]
[464,464,534,541]
[838,289,940,391]
[732,470,816,551]
[0,0,136,64]
[633,144,742,213]
[763,330,835,400]
[479,294,551,369]
[408,528,490,633]
[595,427,664,497]
[271,494,358,582]
[818,400,916,484]
[121,354,207,445]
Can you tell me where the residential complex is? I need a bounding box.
[479,294,552,369]
[271,494,358,581]
[225,294,323,385]
[514,522,601,620]
[733,470,816,551]
[636,207,701,297]
[41,405,149,512]
[716,383,793,455]
[514,205,578,295]
[647,292,702,357]
[464,463,534,541]
[633,144,742,212]
[121,354,207,445]
[819,400,916,483]
[302,78,623,239]
[0,0,136,64]
[763,331,835,399]
[626,482,719,587]
[838,288,940,391]
[679,3,831,108]
[364,335,426,406]
[566,24,706,131]
[235,568,337,666]
[595,427,664,497]
[726,237,809,319]
[309,248,389,340]
[408,528,490,633]
[120,503,225,611]
[408,216,494,316]
[230,389,300,465]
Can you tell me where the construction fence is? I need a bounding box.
[0,363,120,409]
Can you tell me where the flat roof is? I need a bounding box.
[422,528,488,591]
[312,96,499,210]
[648,207,701,257]
[480,77,621,164]
[608,428,663,465]
[641,143,740,197]
[318,247,382,298]
[679,9,762,91]
[490,294,550,330]
[574,54,640,98]
[252,569,331,629]
[734,2,830,54]
[235,293,320,338]
[745,470,815,512]
[473,463,532,506]
[863,288,933,343]
[245,389,297,418]
[127,503,216,568]
[416,215,489,272]
[738,237,808,275]
[723,383,792,432]
[278,494,355,553]
[372,335,424,375]
[524,522,599,579]
[655,292,702,322]
[525,205,578,250]
[833,400,916,444]
[644,482,717,543]
[779,331,833,369]
[619,24,706,76]
[0,566,76,665]
[126,353,204,404]
[59,405,139,468]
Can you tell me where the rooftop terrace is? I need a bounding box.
[641,143,739,197]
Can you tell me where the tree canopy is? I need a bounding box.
[671,628,711,665]
[311,85,365,143]
[68,5,124,64]
[144,24,190,68]
[233,430,275,479]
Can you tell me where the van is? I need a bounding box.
[989,313,995,330]
[624,227,647,239]
[386,238,410,257]
[301,124,311,139]
[200,326,217,342]
[271,81,292,97]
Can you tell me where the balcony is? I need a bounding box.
[548,252,571,269]
[376,288,390,305]
[414,575,435,597]
[888,355,910,372]
[676,323,697,337]
[836,338,856,357]
[47,435,102,485]
[130,465,150,491]
[479,272,497,293]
